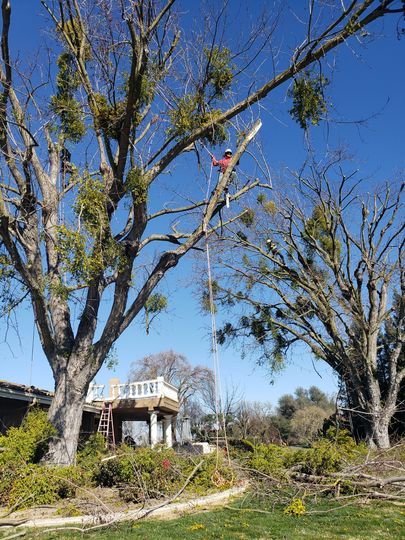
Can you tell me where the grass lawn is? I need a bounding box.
[34,496,405,540]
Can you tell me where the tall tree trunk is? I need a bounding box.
[344,376,394,449]
[363,410,392,449]
[46,356,93,465]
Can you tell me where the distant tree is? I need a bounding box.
[290,405,332,444]
[128,350,213,414]
[217,161,404,448]
[272,386,334,443]
[233,400,278,443]
[277,394,298,421]
[194,381,243,439]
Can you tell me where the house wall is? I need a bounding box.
[0,396,99,439]
[0,396,47,433]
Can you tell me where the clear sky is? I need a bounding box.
[0,1,404,408]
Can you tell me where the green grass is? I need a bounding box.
[31,496,405,540]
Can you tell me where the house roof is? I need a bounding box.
[0,379,100,413]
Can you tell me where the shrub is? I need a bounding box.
[238,429,365,479]
[95,453,134,487]
[246,444,290,478]
[94,446,235,501]
[187,452,234,493]
[0,408,56,505]
[95,446,182,499]
[288,428,366,475]
[76,432,108,478]
[0,407,56,466]
[7,465,80,510]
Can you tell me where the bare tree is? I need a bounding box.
[199,378,243,431]
[0,0,403,464]
[216,160,404,448]
[233,400,277,443]
[128,350,213,412]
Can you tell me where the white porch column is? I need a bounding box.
[163,414,173,448]
[149,410,158,448]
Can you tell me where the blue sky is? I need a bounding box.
[0,1,404,407]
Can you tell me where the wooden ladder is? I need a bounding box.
[97,402,115,448]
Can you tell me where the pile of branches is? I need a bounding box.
[240,445,405,508]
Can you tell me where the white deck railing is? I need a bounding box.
[86,376,178,403]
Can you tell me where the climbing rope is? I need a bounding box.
[204,159,231,467]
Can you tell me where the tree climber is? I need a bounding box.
[211,148,238,207]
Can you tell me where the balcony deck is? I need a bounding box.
[86,377,179,421]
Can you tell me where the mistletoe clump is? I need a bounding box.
[126,166,148,204]
[168,46,234,144]
[203,46,234,99]
[50,52,86,142]
[303,205,341,260]
[56,175,124,284]
[74,175,109,235]
[168,96,227,144]
[93,93,126,141]
[288,71,329,130]
[94,72,155,140]
[59,17,92,61]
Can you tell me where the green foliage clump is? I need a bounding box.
[144,293,168,334]
[56,225,87,280]
[56,225,124,284]
[0,408,56,466]
[168,45,234,142]
[257,193,266,204]
[126,167,148,204]
[240,429,365,481]
[74,175,109,234]
[256,193,277,215]
[94,447,234,502]
[263,200,277,215]
[94,93,126,140]
[94,70,155,140]
[203,46,234,98]
[0,408,57,506]
[290,428,365,475]
[303,205,341,260]
[59,17,92,60]
[56,175,125,283]
[50,52,86,142]
[7,465,80,510]
[168,96,227,145]
[0,253,13,279]
[247,444,290,478]
[240,208,255,228]
[95,453,134,487]
[188,453,234,493]
[76,433,108,477]
[95,446,182,501]
[168,94,196,136]
[288,71,329,130]
[145,293,168,315]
